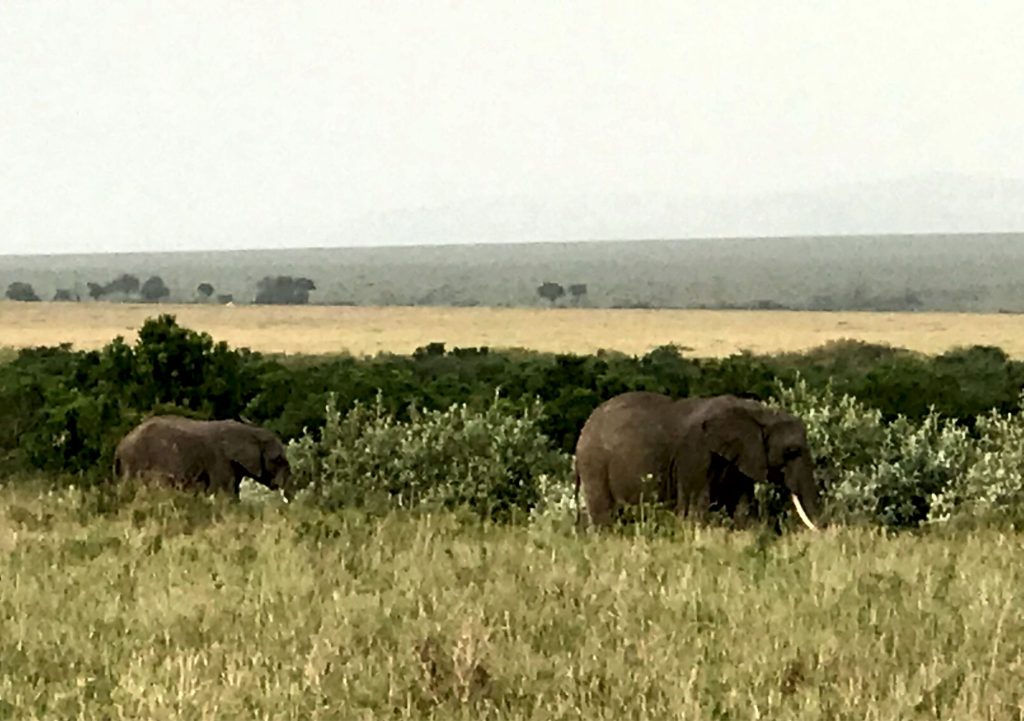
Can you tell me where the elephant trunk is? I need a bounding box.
[785,452,821,531]
[274,465,294,503]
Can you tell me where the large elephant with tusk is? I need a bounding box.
[574,391,822,531]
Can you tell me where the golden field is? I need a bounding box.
[3,300,1024,357]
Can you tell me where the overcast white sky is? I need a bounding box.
[2,1,1024,255]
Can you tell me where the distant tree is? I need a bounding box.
[413,341,447,359]
[808,294,837,311]
[52,288,78,302]
[568,283,588,304]
[5,281,39,302]
[255,276,287,305]
[216,293,234,305]
[901,290,923,310]
[84,274,141,301]
[140,275,170,302]
[196,282,215,301]
[751,299,788,310]
[536,281,565,305]
[254,276,316,305]
[106,273,141,298]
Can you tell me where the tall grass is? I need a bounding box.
[1,482,1022,719]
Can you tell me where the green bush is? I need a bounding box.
[769,378,890,507]
[283,374,1024,529]
[840,413,974,528]
[772,378,1024,528]
[774,378,972,526]
[0,316,265,478]
[1,345,91,471]
[774,341,1024,424]
[287,392,572,521]
[928,394,1024,524]
[6,315,1024,530]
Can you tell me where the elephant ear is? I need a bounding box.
[700,404,768,483]
[230,434,264,479]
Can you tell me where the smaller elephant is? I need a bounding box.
[113,415,292,498]
[574,391,821,530]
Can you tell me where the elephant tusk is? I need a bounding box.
[790,493,819,531]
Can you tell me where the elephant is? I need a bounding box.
[113,415,292,498]
[573,391,821,530]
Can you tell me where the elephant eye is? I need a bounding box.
[784,447,802,460]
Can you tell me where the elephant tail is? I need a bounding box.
[573,464,582,528]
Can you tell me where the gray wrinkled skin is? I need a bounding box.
[113,415,292,499]
[574,392,821,529]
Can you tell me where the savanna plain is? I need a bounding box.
[2,303,1024,719]
[7,300,1024,358]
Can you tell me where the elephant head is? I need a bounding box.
[216,421,293,498]
[696,397,820,530]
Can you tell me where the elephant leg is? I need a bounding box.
[675,451,712,521]
[732,494,753,528]
[679,485,712,522]
[580,469,616,527]
[584,484,615,526]
[206,457,241,497]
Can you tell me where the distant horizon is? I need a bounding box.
[5,232,1024,315]
[5,228,1024,260]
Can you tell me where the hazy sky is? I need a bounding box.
[2,1,1024,255]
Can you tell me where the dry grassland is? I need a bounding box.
[3,301,1024,358]
[3,484,1024,719]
